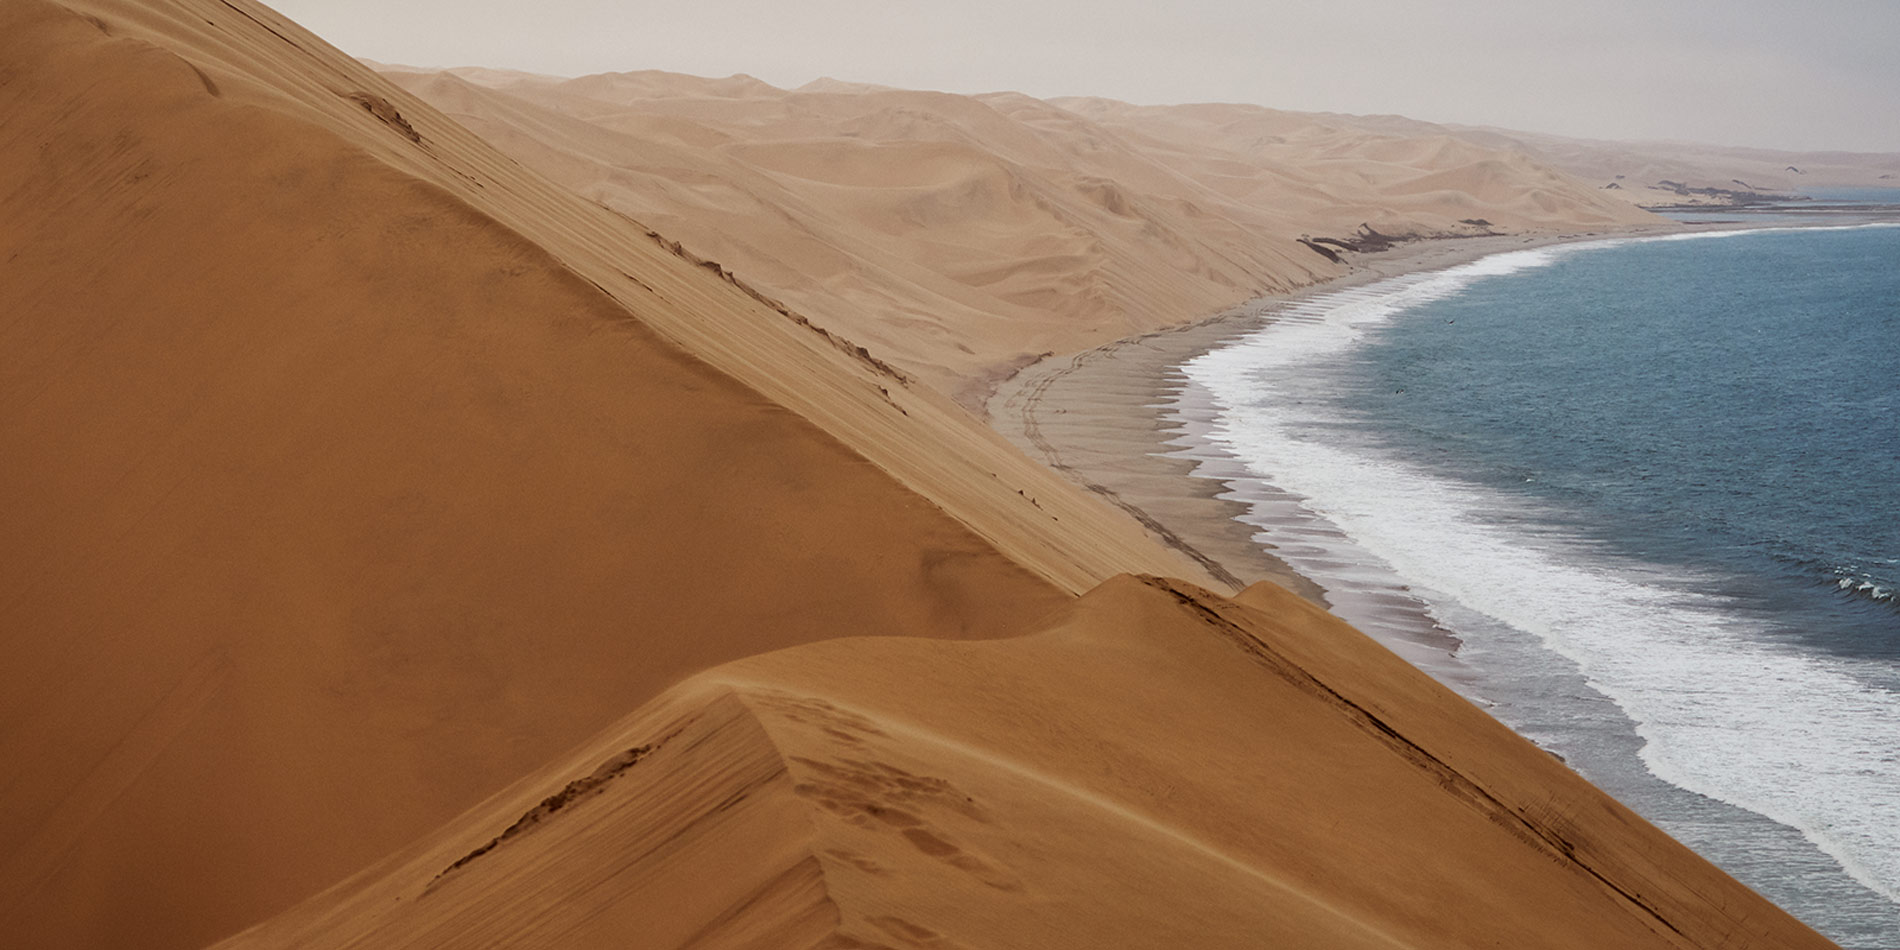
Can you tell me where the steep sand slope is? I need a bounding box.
[217,577,1833,949]
[1,2,1846,949]
[0,1,1219,947]
[377,67,1658,403]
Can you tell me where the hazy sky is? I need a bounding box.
[274,0,1900,152]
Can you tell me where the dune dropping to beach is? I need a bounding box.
[372,64,1662,406]
[0,0,1859,947]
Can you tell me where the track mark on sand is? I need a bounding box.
[867,914,971,949]
[718,676,1412,948]
[430,723,686,883]
[998,344,1246,590]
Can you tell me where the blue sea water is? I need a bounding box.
[1346,228,1900,656]
[1178,221,1900,945]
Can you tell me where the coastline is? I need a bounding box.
[986,226,1681,611]
[985,215,1896,618]
[987,219,1900,944]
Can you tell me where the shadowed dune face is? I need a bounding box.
[214,577,1835,950]
[378,67,1659,404]
[0,2,1080,946]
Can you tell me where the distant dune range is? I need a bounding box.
[0,0,1845,948]
[380,66,1899,405]
[213,577,1830,950]
[377,65,1673,404]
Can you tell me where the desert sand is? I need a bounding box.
[214,577,1832,950]
[1064,101,1900,210]
[1389,120,1900,206]
[986,229,1629,608]
[0,0,1205,944]
[0,0,1845,947]
[375,64,1661,406]
[379,65,1900,405]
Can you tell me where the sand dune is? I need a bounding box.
[215,577,1832,949]
[0,1,1211,946]
[378,66,1658,404]
[1402,124,1900,203]
[1173,107,1900,205]
[0,0,1844,948]
[380,67,1899,407]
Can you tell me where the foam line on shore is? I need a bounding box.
[1177,228,1900,907]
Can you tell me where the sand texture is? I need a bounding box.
[0,0,1844,948]
[215,577,1833,950]
[0,0,1205,945]
[985,230,1621,606]
[376,65,1661,404]
[1067,102,1900,207]
[1359,119,1900,206]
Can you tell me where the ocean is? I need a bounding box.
[1176,215,1900,945]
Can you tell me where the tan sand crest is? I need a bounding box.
[214,577,1834,949]
[0,1,1212,945]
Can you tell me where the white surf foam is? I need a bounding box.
[1183,234,1900,906]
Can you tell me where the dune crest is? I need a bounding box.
[217,577,1832,949]
[0,0,1849,948]
[0,0,1214,945]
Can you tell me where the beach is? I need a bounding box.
[987,229,1649,619]
[5,1,1881,945]
[987,217,1882,654]
[989,220,1900,944]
